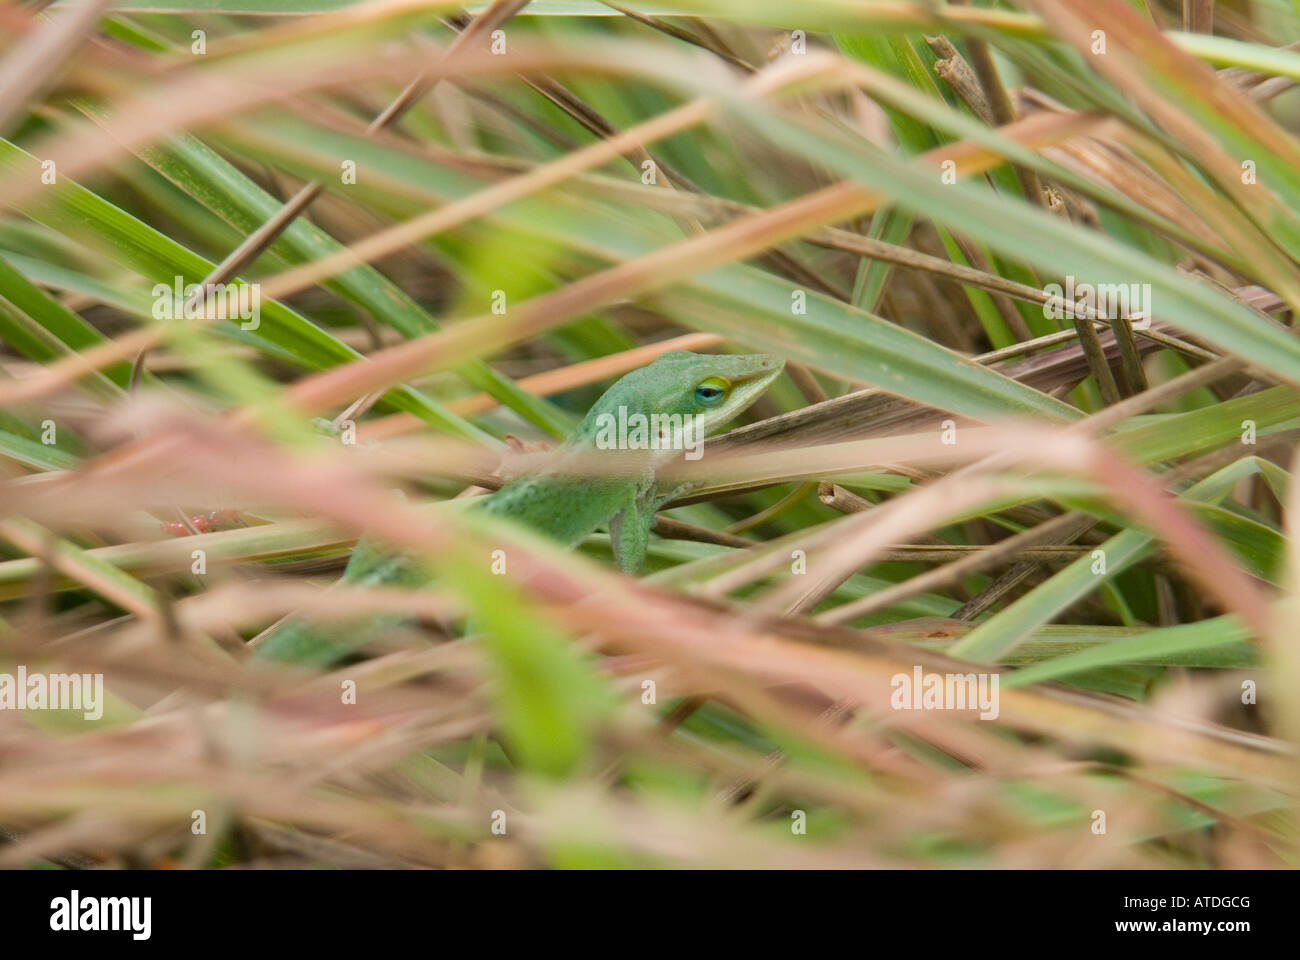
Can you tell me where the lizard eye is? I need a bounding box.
[694,376,730,406]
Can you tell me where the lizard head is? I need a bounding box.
[610,349,784,437]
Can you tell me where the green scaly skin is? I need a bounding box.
[253,351,784,666]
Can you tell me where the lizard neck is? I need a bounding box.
[565,395,704,463]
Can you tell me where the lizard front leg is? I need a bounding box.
[609,479,701,573]
[609,479,658,573]
[605,476,702,572]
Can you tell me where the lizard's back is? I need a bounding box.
[479,472,637,547]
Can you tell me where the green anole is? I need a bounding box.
[253,350,784,665]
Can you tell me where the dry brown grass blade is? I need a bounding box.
[548,575,1294,787]
[708,424,1273,640]
[1027,0,1300,253]
[816,510,1096,625]
[0,518,160,623]
[0,0,117,133]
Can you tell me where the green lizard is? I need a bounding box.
[253,350,784,665]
